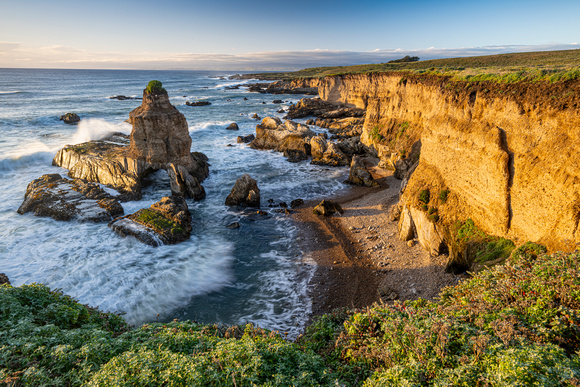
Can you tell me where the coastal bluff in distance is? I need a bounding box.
[53,81,209,200]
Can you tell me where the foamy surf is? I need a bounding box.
[70,118,131,144]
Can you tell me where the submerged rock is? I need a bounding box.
[17,174,124,222]
[313,200,343,216]
[109,196,192,246]
[345,155,379,187]
[59,113,80,124]
[225,174,260,207]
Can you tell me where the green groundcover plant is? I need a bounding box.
[2,249,580,386]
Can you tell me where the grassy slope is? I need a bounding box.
[250,48,580,80]
[1,248,579,386]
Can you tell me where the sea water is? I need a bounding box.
[0,69,346,336]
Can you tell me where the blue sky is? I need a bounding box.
[0,0,578,69]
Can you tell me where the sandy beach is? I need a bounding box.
[293,158,461,318]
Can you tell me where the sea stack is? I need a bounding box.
[128,80,209,199]
[51,81,209,201]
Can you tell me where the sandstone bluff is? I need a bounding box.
[313,72,580,268]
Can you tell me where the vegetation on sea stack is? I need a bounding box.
[146,80,166,94]
[2,249,579,385]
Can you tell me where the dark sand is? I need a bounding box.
[292,160,461,320]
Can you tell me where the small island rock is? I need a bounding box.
[225,174,260,207]
[109,196,192,246]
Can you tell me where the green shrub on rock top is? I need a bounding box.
[146,80,166,94]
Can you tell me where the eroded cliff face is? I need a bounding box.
[319,73,580,253]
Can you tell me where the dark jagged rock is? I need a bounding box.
[185,101,211,106]
[17,174,124,222]
[290,199,304,208]
[109,95,141,100]
[0,273,11,285]
[237,134,255,143]
[226,123,239,130]
[226,222,241,229]
[251,113,261,120]
[59,113,80,124]
[109,196,191,246]
[225,174,260,207]
[272,100,283,104]
[313,200,343,216]
[345,155,379,187]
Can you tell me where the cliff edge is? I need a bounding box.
[318,72,580,266]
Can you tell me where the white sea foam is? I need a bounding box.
[0,90,22,95]
[70,119,131,144]
[189,121,230,132]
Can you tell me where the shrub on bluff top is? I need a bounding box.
[146,80,165,94]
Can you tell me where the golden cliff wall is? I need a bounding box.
[318,73,580,252]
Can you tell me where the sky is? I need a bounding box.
[0,0,579,70]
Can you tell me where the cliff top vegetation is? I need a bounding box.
[2,248,579,386]
[251,48,580,83]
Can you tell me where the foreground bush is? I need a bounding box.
[334,251,580,385]
[0,284,335,386]
[2,250,580,386]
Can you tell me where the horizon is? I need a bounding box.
[1,0,579,70]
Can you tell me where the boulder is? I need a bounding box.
[249,117,315,162]
[311,142,350,167]
[345,156,379,187]
[225,174,260,207]
[59,113,80,124]
[237,134,255,144]
[398,207,415,241]
[185,101,211,106]
[310,136,327,160]
[109,196,192,246]
[226,122,239,130]
[17,174,124,222]
[0,273,9,285]
[313,200,343,216]
[251,113,261,120]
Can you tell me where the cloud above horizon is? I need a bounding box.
[0,42,578,71]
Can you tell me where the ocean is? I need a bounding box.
[0,69,347,336]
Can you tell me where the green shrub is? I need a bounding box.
[438,189,449,204]
[146,80,165,94]
[418,189,430,204]
[339,251,580,385]
[511,241,548,262]
[369,126,383,142]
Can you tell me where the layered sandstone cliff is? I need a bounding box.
[318,72,580,256]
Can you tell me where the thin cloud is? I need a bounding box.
[0,43,578,70]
